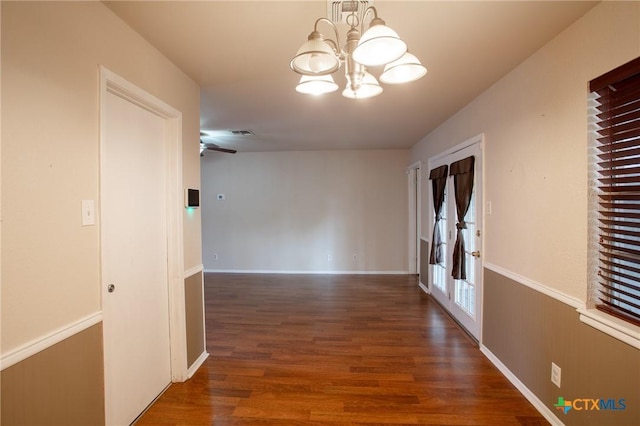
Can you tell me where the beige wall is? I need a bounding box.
[411,2,640,423]
[201,150,409,272]
[411,1,640,300]
[1,0,201,354]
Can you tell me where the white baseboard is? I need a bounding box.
[187,351,209,379]
[418,281,430,294]
[203,269,409,275]
[480,345,564,426]
[1,312,103,371]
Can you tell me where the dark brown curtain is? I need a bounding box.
[449,156,475,280]
[429,165,448,264]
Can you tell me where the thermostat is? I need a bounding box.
[185,188,200,208]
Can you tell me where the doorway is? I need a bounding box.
[407,162,421,275]
[428,135,483,341]
[99,68,186,425]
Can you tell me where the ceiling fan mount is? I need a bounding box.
[199,132,237,156]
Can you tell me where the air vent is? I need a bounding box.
[201,129,254,137]
[327,0,373,24]
[230,130,254,136]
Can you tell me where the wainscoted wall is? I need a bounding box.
[419,238,430,288]
[0,324,105,425]
[185,269,206,370]
[483,269,639,425]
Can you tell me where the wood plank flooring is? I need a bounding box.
[136,273,548,425]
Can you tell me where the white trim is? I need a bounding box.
[184,264,204,279]
[484,262,583,309]
[203,269,409,275]
[187,351,209,379]
[406,161,422,172]
[480,345,564,426]
[418,281,430,294]
[430,133,484,162]
[99,67,187,386]
[578,308,640,350]
[1,312,102,371]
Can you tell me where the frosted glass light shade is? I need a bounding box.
[296,75,339,95]
[352,23,406,67]
[342,72,383,99]
[290,34,340,75]
[380,53,427,84]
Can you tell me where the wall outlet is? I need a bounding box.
[353,254,357,260]
[551,362,561,388]
[213,253,218,261]
[327,254,332,262]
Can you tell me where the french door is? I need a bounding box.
[429,138,483,341]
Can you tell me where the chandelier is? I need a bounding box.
[290,5,426,99]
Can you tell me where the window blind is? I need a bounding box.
[590,57,640,326]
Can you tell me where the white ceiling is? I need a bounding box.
[104,1,598,153]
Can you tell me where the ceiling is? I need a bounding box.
[104,1,597,153]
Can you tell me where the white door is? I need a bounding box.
[429,139,483,340]
[102,91,172,425]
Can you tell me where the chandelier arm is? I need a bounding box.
[313,18,344,56]
[360,6,379,32]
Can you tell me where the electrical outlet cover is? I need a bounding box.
[551,362,561,388]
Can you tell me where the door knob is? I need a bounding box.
[471,251,481,258]
[107,284,115,293]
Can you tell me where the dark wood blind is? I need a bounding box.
[590,57,640,326]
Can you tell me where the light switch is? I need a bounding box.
[82,200,95,226]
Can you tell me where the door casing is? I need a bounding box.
[407,161,421,275]
[99,67,187,384]
[427,134,484,342]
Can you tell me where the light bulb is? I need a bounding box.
[308,54,325,73]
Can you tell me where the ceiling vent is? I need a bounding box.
[201,130,254,137]
[327,0,373,25]
[230,130,254,136]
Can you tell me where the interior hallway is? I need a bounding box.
[136,273,547,425]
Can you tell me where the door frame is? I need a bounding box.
[427,134,484,342]
[99,67,187,382]
[407,161,421,275]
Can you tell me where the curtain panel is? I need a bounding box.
[429,165,448,265]
[449,156,475,280]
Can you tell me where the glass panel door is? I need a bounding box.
[428,139,483,341]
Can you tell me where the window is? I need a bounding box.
[589,57,640,327]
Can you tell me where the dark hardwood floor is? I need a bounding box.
[136,273,548,425]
